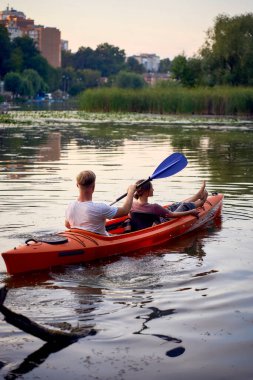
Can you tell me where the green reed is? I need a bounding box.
[78,86,253,115]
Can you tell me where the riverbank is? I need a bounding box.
[0,110,253,130]
[78,86,253,115]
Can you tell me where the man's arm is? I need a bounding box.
[114,184,136,218]
[65,220,71,228]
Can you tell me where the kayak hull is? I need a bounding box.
[1,194,223,275]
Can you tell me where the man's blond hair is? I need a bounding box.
[76,170,96,187]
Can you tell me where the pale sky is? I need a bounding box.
[2,0,253,58]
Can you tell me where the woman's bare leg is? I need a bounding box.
[183,181,206,202]
[193,189,208,208]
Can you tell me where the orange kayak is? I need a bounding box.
[1,193,223,275]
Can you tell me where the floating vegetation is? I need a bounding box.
[0,109,253,130]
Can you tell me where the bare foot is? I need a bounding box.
[201,189,208,202]
[196,180,206,199]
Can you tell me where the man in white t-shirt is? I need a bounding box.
[65,170,136,236]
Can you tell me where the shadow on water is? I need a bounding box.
[134,306,185,358]
[3,341,72,380]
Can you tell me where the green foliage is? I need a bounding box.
[114,71,146,89]
[4,69,47,98]
[65,43,126,77]
[171,55,188,81]
[125,57,145,73]
[158,58,171,73]
[4,72,23,95]
[19,77,33,97]
[61,49,74,68]
[168,14,253,87]
[200,13,253,86]
[79,86,253,115]
[71,47,96,70]
[171,55,202,87]
[10,36,39,72]
[95,43,126,76]
[0,26,57,92]
[23,69,48,95]
[0,25,11,77]
[2,12,253,99]
[29,55,58,90]
[60,67,101,96]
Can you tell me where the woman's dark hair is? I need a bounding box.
[134,180,152,199]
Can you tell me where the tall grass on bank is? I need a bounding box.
[78,86,253,115]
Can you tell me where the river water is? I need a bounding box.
[0,113,253,379]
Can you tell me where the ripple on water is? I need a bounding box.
[1,120,253,379]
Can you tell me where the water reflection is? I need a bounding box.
[1,120,253,379]
[37,132,61,162]
[1,123,253,204]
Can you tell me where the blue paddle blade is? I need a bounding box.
[110,152,188,205]
[150,152,188,180]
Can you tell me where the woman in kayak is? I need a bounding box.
[65,170,136,235]
[130,180,208,230]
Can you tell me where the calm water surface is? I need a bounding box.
[0,116,253,379]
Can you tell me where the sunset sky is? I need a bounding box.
[2,0,253,58]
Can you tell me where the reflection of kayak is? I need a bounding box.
[2,194,223,275]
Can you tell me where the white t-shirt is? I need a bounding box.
[65,200,118,236]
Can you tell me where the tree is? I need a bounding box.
[4,72,23,96]
[171,55,202,86]
[61,49,74,68]
[73,47,96,70]
[4,69,48,98]
[126,57,145,73]
[94,43,126,76]
[19,77,33,97]
[0,25,11,77]
[23,69,47,96]
[159,58,171,73]
[114,71,146,89]
[60,67,100,96]
[65,44,126,77]
[8,46,23,72]
[185,57,202,86]
[29,55,57,90]
[79,69,100,89]
[11,36,39,71]
[200,13,253,85]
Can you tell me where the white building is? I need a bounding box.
[132,54,160,72]
[61,40,69,51]
[0,6,26,20]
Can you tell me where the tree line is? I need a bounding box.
[1,13,253,100]
[172,13,253,87]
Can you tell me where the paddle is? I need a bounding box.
[110,152,188,205]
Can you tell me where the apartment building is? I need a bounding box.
[38,27,61,68]
[132,54,160,73]
[0,6,62,68]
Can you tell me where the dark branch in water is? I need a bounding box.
[0,285,96,379]
[0,286,96,344]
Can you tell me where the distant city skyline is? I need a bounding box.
[2,0,253,58]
